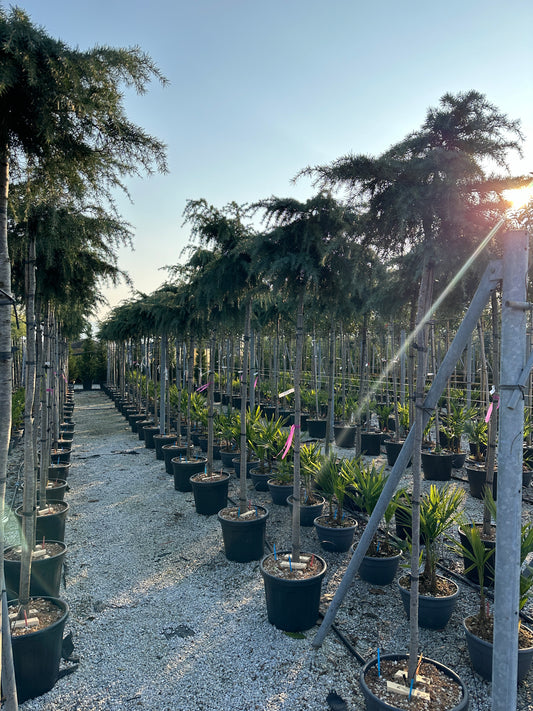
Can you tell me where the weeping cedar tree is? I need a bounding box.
[0,10,167,681]
[252,193,351,563]
[301,90,526,678]
[180,200,259,509]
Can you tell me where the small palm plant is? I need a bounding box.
[215,410,239,451]
[312,454,355,526]
[299,441,324,505]
[441,402,477,453]
[465,418,488,461]
[248,413,286,473]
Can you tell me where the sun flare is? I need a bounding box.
[503,181,533,210]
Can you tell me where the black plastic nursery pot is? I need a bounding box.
[260,551,327,632]
[217,506,269,562]
[48,462,71,480]
[267,479,293,506]
[10,596,69,704]
[334,424,357,449]
[314,515,358,553]
[398,575,459,630]
[250,467,274,492]
[220,448,237,469]
[136,420,154,441]
[421,451,455,481]
[287,495,325,527]
[143,425,160,449]
[4,541,67,599]
[463,617,533,683]
[359,653,470,711]
[129,413,147,433]
[16,501,69,543]
[163,443,188,475]
[232,457,260,478]
[306,419,327,439]
[385,440,411,467]
[360,432,382,456]
[190,472,230,515]
[153,433,178,460]
[50,448,71,464]
[172,457,207,492]
[42,479,68,503]
[357,550,402,587]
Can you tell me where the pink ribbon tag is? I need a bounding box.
[195,382,212,393]
[485,394,500,423]
[254,376,258,389]
[281,425,295,460]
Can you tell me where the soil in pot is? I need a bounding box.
[287,494,324,526]
[260,551,327,632]
[314,514,358,552]
[464,614,533,683]
[217,505,269,562]
[360,654,469,711]
[4,541,67,599]
[9,596,69,703]
[398,574,459,629]
[190,471,229,515]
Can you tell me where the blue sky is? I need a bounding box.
[7,0,533,321]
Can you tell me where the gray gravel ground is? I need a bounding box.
[5,389,533,710]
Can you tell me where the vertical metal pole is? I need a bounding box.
[400,329,406,406]
[492,230,529,711]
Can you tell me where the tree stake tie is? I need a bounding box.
[273,544,277,560]
[281,425,296,460]
[310,554,315,568]
[288,555,292,571]
[377,647,381,677]
[408,679,414,701]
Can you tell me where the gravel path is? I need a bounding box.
[7,389,533,710]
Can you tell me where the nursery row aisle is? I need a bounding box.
[10,388,533,710]
[17,389,362,711]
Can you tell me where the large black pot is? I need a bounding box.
[163,443,188,475]
[16,501,69,543]
[220,448,238,469]
[40,479,68,503]
[360,432,381,456]
[10,596,69,704]
[250,467,275,492]
[190,472,230,515]
[398,574,459,629]
[136,419,154,441]
[217,506,269,562]
[48,462,71,481]
[260,552,327,632]
[384,439,411,467]
[357,549,402,586]
[143,425,160,449]
[307,419,327,439]
[287,495,324,527]
[464,616,533,683]
[50,448,71,464]
[128,413,146,432]
[314,515,358,553]
[421,450,454,481]
[360,653,470,711]
[267,479,293,506]
[172,457,207,492]
[153,433,178,460]
[4,541,67,599]
[334,424,357,449]
[232,457,260,478]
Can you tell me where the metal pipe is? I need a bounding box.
[492,230,529,711]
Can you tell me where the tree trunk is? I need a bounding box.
[408,258,434,680]
[291,290,304,562]
[239,301,251,509]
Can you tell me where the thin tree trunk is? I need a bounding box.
[408,259,434,680]
[484,292,500,535]
[239,301,251,509]
[291,290,304,562]
[207,332,215,475]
